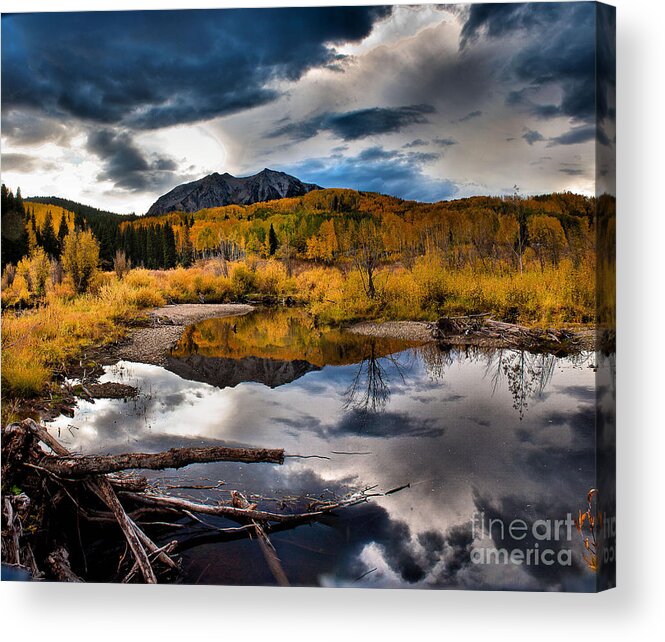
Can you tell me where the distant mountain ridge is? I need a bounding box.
[146,168,321,216]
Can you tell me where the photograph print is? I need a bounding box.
[1,2,616,591]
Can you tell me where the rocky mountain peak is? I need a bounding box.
[146,169,321,216]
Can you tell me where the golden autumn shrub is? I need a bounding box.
[230,263,257,298]
[61,228,100,293]
[255,260,290,298]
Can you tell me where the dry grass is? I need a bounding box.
[294,255,595,327]
[1,280,154,397]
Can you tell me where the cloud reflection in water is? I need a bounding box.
[47,320,596,590]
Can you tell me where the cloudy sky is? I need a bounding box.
[1,3,614,214]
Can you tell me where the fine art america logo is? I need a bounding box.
[470,490,616,570]
[470,512,577,567]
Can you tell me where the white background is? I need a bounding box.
[1,0,662,640]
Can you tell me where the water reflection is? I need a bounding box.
[418,343,592,420]
[166,309,421,390]
[342,341,410,414]
[47,308,598,591]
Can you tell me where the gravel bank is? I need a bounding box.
[348,319,594,352]
[116,304,253,366]
[348,320,435,342]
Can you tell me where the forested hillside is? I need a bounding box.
[1,182,606,398]
[27,196,137,267]
[9,186,596,276]
[121,188,594,273]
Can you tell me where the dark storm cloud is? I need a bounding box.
[558,384,596,403]
[357,147,395,161]
[432,137,457,148]
[268,104,435,142]
[329,105,436,140]
[432,522,475,584]
[285,145,457,203]
[1,7,392,130]
[547,125,599,147]
[473,491,588,590]
[330,408,444,439]
[462,3,600,125]
[333,502,476,587]
[356,146,439,165]
[457,110,483,123]
[402,139,428,148]
[522,129,545,146]
[460,2,564,49]
[87,130,184,192]
[407,151,442,164]
[518,404,596,489]
[511,17,596,124]
[595,3,616,154]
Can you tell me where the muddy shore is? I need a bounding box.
[348,320,436,342]
[114,303,254,366]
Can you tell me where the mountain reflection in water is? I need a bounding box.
[47,307,597,591]
[167,308,421,388]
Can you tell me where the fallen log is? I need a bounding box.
[86,477,157,583]
[106,473,149,493]
[25,419,162,583]
[2,418,381,584]
[118,490,366,524]
[231,490,290,587]
[435,314,592,353]
[26,423,152,581]
[46,546,83,582]
[38,445,285,478]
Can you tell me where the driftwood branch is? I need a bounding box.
[47,546,83,582]
[435,314,593,353]
[85,477,157,583]
[3,418,387,584]
[25,418,160,583]
[231,490,290,587]
[38,446,285,478]
[118,490,367,524]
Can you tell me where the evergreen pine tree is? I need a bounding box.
[0,184,8,211]
[146,226,155,268]
[163,224,177,269]
[268,223,278,256]
[0,185,29,266]
[15,187,24,213]
[57,212,69,251]
[41,210,60,257]
[74,209,86,231]
[127,227,138,266]
[136,227,146,267]
[180,219,193,267]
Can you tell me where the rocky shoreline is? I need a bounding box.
[349,317,595,353]
[348,320,436,342]
[114,303,254,366]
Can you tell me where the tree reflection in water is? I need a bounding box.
[419,343,592,420]
[342,338,408,414]
[487,350,556,419]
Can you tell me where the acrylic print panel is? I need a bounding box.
[0,2,615,591]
